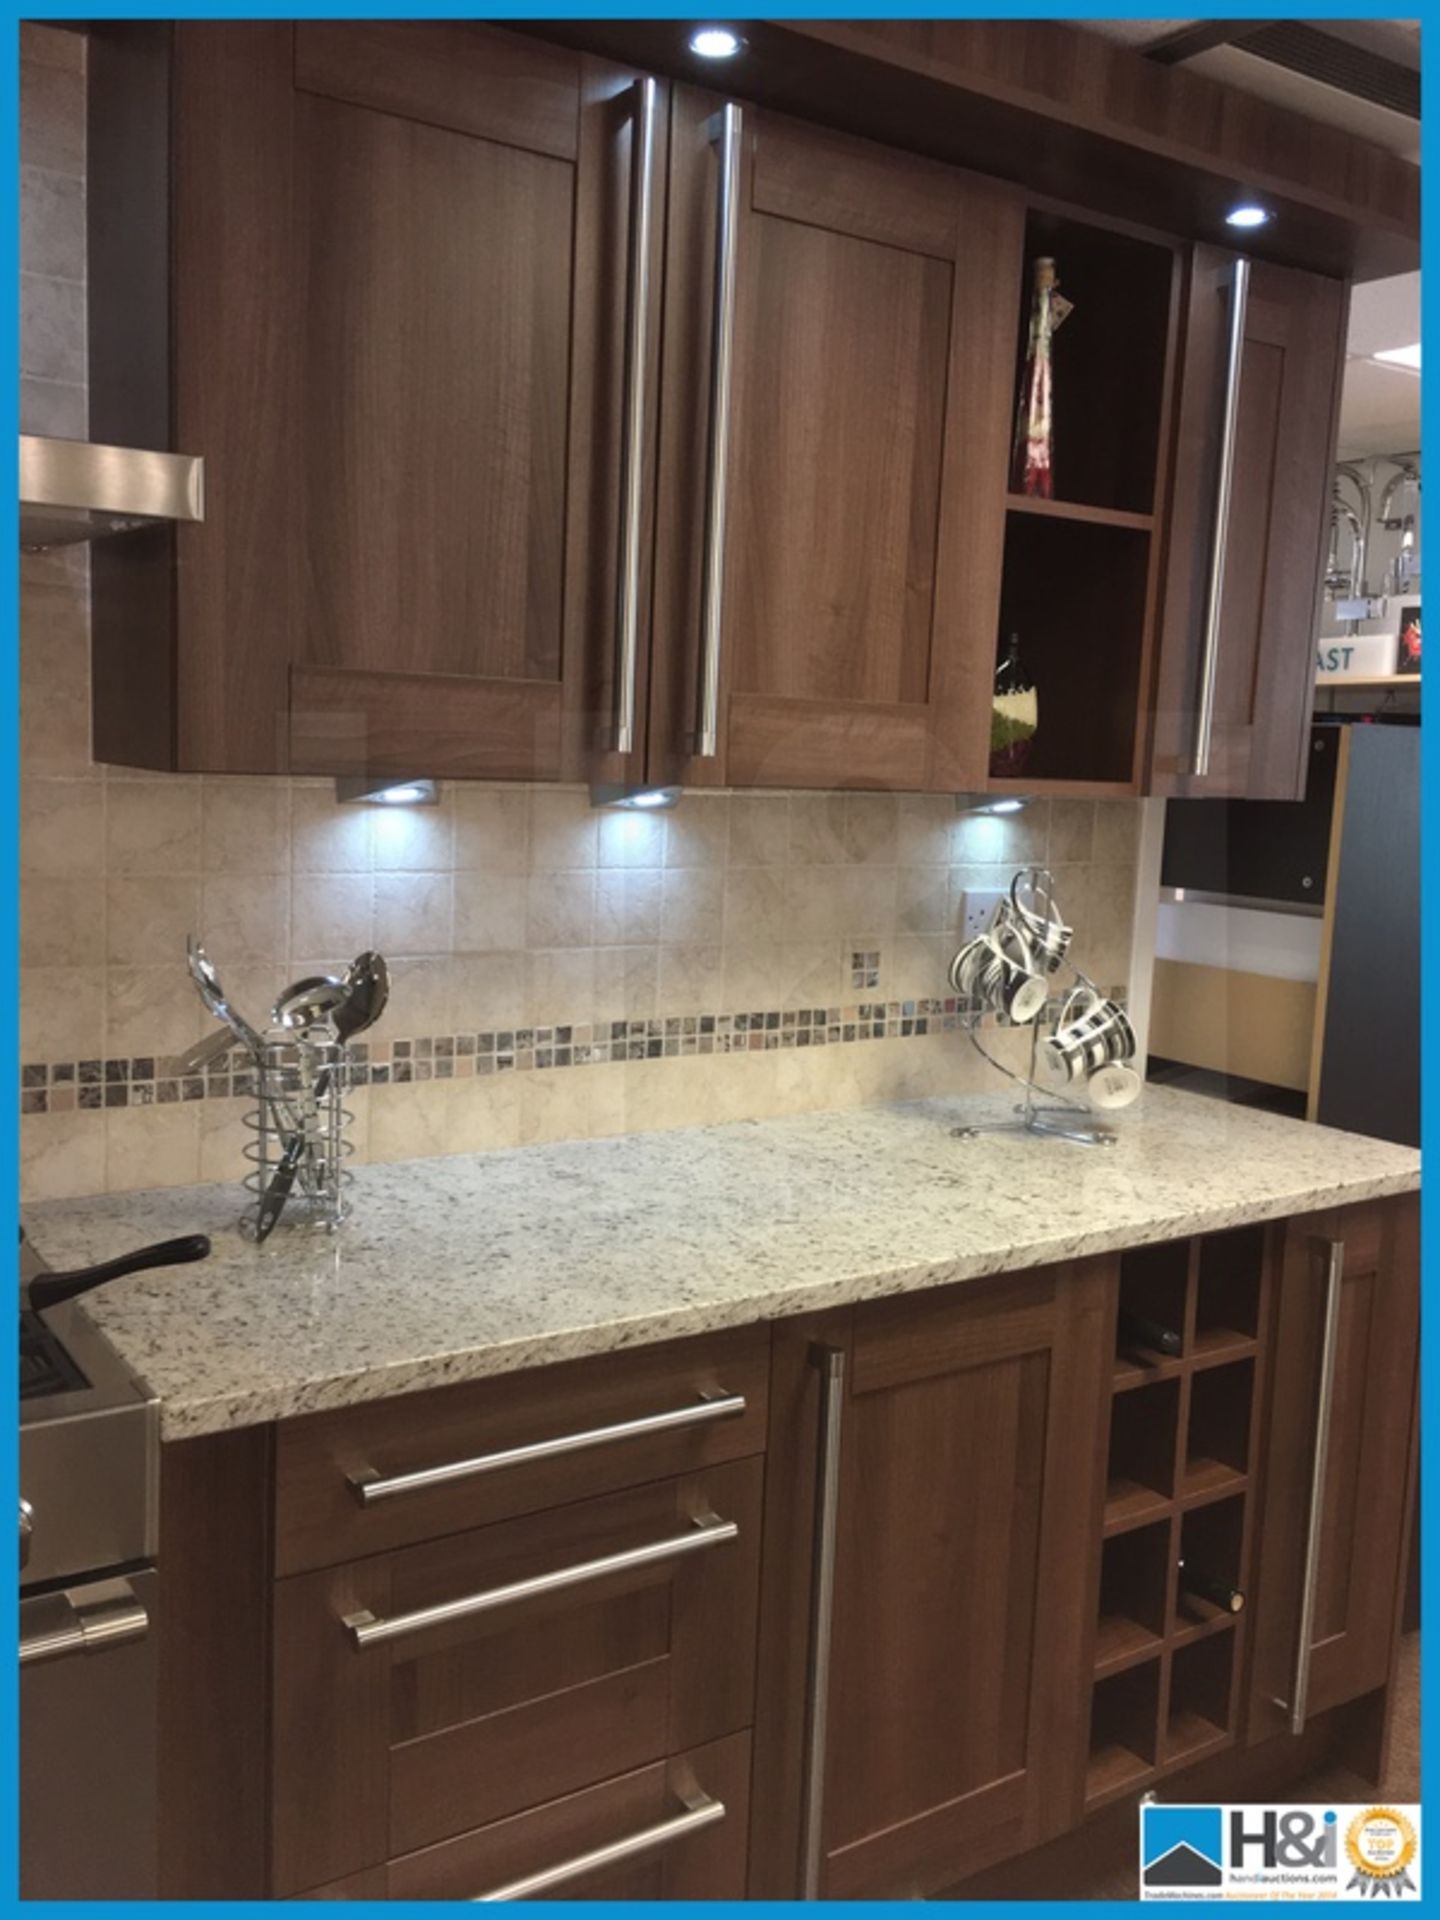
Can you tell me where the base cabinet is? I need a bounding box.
[750,1262,1117,1898]
[300,1734,751,1902]
[1247,1197,1419,1742]
[157,1196,1418,1901]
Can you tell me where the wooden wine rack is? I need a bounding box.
[1085,1224,1274,1811]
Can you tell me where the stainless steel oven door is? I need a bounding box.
[20,1568,158,1898]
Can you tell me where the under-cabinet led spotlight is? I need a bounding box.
[689,25,744,59]
[335,777,439,806]
[1225,203,1272,229]
[957,795,1030,817]
[589,784,684,812]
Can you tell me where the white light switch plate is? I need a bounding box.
[956,888,1005,942]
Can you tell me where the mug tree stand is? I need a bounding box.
[951,1005,1119,1150]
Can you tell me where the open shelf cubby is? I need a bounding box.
[1095,1521,1170,1676]
[1105,1379,1179,1533]
[1087,1659,1161,1808]
[1176,1496,1246,1636]
[1115,1240,1191,1383]
[1194,1226,1266,1361]
[1009,210,1176,518]
[994,512,1151,788]
[1184,1362,1255,1502]
[1165,1634,1237,1766]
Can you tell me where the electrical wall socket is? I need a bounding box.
[956,888,1005,942]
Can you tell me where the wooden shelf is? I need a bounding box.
[1189,1329,1258,1371]
[1005,492,1154,533]
[1171,1604,1240,1651]
[1163,1708,1230,1767]
[1180,1459,1248,1505]
[987,775,1139,801]
[1113,1349,1185,1392]
[1103,1478,1173,1536]
[1084,1741,1155,1810]
[1315,672,1419,688]
[1094,1612,1165,1678]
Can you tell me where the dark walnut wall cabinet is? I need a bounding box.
[91,23,666,785]
[156,1196,1418,1901]
[1152,251,1348,800]
[646,92,1017,793]
[89,20,1349,798]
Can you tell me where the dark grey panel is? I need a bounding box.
[1161,724,1340,905]
[1316,725,1419,1147]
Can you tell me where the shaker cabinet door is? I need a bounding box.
[647,93,1020,795]
[1248,1197,1418,1742]
[809,1263,1113,1897]
[1150,249,1347,800]
[162,24,663,780]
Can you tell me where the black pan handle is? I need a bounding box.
[29,1233,212,1311]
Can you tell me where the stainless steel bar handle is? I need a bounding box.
[693,102,743,760]
[349,1387,746,1505]
[612,75,659,756]
[19,1578,151,1668]
[800,1344,847,1900]
[1192,255,1251,778]
[1287,1234,1345,1734]
[473,1791,725,1902]
[344,1512,738,1650]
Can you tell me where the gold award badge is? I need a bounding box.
[1345,1807,1419,1897]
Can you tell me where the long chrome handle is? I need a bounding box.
[612,75,659,756]
[348,1387,746,1505]
[693,102,742,759]
[1192,255,1250,778]
[19,1578,151,1668]
[800,1344,846,1900]
[343,1511,737,1650]
[1287,1234,1344,1734]
[473,1790,725,1902]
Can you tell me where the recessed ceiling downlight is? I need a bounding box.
[689,25,743,59]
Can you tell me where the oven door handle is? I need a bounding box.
[19,1577,151,1667]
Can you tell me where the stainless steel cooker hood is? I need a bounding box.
[19,434,204,549]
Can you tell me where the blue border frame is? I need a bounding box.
[3,3,1427,1912]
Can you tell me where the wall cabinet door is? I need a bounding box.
[1247,1197,1418,1742]
[1149,248,1347,800]
[775,1264,1114,1898]
[647,92,1020,795]
[97,24,663,782]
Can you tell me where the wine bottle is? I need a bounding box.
[1117,1306,1182,1357]
[1179,1558,1245,1614]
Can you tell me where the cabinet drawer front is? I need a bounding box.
[297,1732,751,1901]
[274,1326,769,1574]
[272,1459,761,1893]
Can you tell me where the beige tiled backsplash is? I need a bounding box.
[18,570,1141,1196]
[17,26,1143,1202]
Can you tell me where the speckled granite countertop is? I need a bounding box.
[23,1088,1419,1440]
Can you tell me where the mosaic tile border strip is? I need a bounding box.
[18,986,1127,1117]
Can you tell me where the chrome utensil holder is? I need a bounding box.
[241,1035,353,1236]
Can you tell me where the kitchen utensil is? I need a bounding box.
[335,950,389,1044]
[273,973,348,1035]
[25,1233,211,1312]
[251,1134,306,1244]
[173,1028,240,1077]
[186,937,266,1062]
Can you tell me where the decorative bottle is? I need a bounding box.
[990,632,1038,777]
